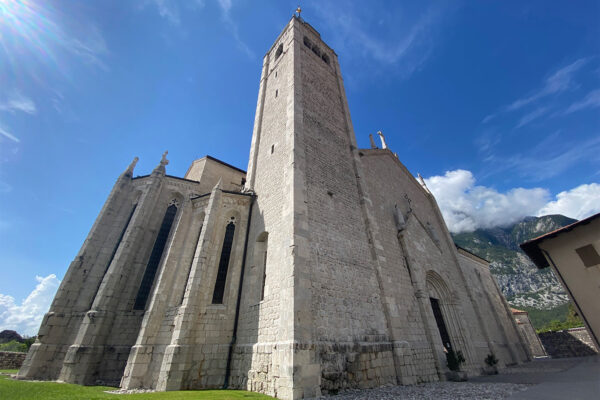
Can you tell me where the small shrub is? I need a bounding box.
[0,340,27,353]
[485,353,498,367]
[446,349,465,371]
[23,336,36,350]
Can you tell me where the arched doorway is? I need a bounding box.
[426,271,455,353]
[425,270,474,374]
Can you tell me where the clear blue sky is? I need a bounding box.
[1,0,599,335]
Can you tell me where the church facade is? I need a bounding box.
[18,16,530,399]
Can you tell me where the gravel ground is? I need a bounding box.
[105,388,156,394]
[315,382,531,400]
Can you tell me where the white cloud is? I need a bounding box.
[0,125,20,143]
[538,183,600,220]
[150,0,181,26]
[0,91,37,115]
[515,106,549,128]
[64,25,109,70]
[218,0,232,13]
[483,58,588,123]
[507,58,587,111]
[216,0,254,58]
[0,274,60,336]
[314,2,444,76]
[425,169,600,233]
[564,89,600,114]
[479,135,600,182]
[425,170,549,233]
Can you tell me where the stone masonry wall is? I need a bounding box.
[457,250,530,367]
[300,20,398,395]
[513,312,547,358]
[0,351,26,369]
[361,150,484,376]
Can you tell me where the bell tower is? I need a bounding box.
[236,15,396,399]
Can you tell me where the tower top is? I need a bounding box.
[295,6,302,17]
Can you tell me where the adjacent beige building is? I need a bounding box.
[521,212,600,351]
[18,16,530,399]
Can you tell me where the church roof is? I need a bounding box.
[511,308,527,315]
[204,155,246,174]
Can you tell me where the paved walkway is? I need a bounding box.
[471,355,600,400]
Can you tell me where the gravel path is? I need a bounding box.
[106,382,531,398]
[316,382,531,400]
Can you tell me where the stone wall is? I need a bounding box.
[0,351,26,369]
[457,250,530,367]
[513,311,546,358]
[539,327,598,358]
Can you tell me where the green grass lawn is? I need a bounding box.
[0,371,272,400]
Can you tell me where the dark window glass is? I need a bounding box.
[260,250,267,301]
[212,222,236,304]
[576,244,600,267]
[303,36,312,48]
[275,44,283,59]
[133,204,177,310]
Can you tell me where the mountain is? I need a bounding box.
[453,215,576,314]
[0,329,24,344]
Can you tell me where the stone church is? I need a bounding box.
[18,16,530,399]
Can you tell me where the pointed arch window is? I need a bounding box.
[133,203,178,310]
[211,221,236,304]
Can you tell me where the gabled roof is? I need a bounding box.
[511,307,527,315]
[455,244,490,263]
[204,155,246,174]
[520,212,600,268]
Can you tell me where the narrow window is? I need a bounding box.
[255,232,268,302]
[271,144,275,154]
[322,54,330,64]
[133,204,178,310]
[275,44,283,59]
[211,221,236,304]
[275,71,278,78]
[260,249,267,301]
[311,46,321,57]
[275,89,278,98]
[303,36,312,48]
